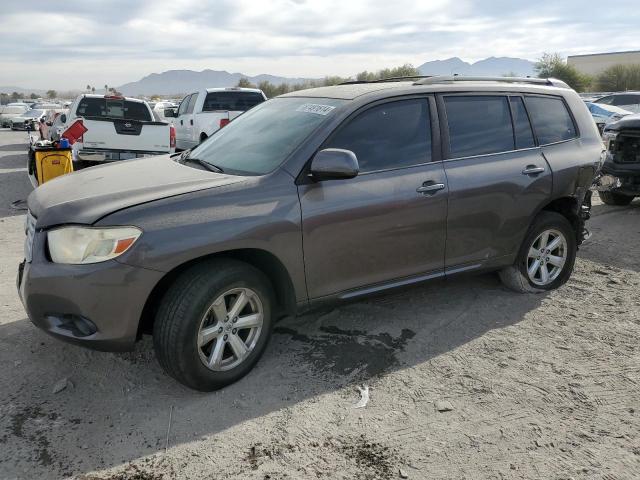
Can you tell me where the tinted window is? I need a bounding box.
[525,96,577,145]
[445,96,514,157]
[76,98,151,121]
[177,95,191,115]
[186,94,198,114]
[325,99,431,173]
[202,92,265,112]
[188,97,345,175]
[612,94,640,106]
[595,96,614,105]
[510,97,536,149]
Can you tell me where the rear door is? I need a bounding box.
[439,94,553,271]
[175,94,193,149]
[299,96,449,299]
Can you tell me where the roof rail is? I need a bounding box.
[340,75,433,85]
[413,75,569,88]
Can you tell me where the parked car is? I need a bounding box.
[173,87,266,150]
[151,101,178,120]
[594,92,640,113]
[0,104,29,127]
[10,108,47,130]
[585,102,633,134]
[19,76,601,390]
[62,94,175,167]
[597,114,640,205]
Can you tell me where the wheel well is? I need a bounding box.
[540,196,580,233]
[137,249,297,338]
[199,132,208,142]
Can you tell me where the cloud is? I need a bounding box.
[0,0,638,90]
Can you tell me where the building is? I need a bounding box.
[568,50,640,76]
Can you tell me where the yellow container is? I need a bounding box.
[35,148,73,185]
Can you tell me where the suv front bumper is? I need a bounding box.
[17,248,164,352]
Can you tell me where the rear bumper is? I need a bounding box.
[598,160,640,195]
[17,242,164,351]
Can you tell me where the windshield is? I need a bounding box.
[24,109,44,118]
[187,97,346,175]
[76,97,152,121]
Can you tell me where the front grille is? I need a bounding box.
[614,131,640,164]
[24,211,36,262]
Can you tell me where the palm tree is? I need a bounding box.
[91,86,95,94]
[86,84,91,92]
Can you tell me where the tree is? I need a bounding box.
[91,86,95,94]
[11,91,20,101]
[236,77,256,88]
[86,84,91,92]
[595,64,640,92]
[46,90,57,99]
[535,53,591,92]
[29,93,38,99]
[104,84,108,94]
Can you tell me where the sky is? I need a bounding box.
[1,0,639,91]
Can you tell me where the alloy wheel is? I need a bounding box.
[526,229,568,286]
[196,287,264,371]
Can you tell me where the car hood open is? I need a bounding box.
[28,154,248,227]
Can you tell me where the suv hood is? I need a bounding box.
[605,113,640,131]
[28,154,247,227]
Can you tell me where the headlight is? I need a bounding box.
[602,130,618,149]
[48,226,142,264]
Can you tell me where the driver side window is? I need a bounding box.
[324,98,432,173]
[178,94,192,116]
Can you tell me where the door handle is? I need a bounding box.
[522,165,545,175]
[416,183,445,195]
[180,119,183,125]
[190,119,193,126]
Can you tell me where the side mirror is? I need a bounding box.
[60,114,67,123]
[310,148,359,181]
[164,108,176,118]
[46,121,53,126]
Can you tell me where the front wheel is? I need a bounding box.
[499,211,577,293]
[153,259,274,391]
[599,191,634,206]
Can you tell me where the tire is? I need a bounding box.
[153,259,274,391]
[199,133,208,144]
[599,191,634,206]
[499,211,577,293]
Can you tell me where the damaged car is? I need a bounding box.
[598,115,640,205]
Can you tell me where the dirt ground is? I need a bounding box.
[1,128,639,480]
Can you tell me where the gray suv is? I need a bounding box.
[18,76,602,390]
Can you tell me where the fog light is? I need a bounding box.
[45,313,97,337]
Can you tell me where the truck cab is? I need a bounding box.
[174,87,266,150]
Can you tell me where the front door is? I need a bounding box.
[175,93,192,149]
[299,97,449,299]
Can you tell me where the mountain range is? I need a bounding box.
[418,57,536,77]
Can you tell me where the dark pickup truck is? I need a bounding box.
[599,115,640,205]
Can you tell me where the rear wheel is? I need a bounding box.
[199,133,208,144]
[499,211,576,293]
[153,259,274,391]
[599,191,634,206]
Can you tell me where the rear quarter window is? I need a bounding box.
[525,96,577,145]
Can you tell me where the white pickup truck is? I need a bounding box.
[64,94,175,167]
[171,87,266,150]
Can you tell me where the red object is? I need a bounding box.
[61,120,88,145]
[169,125,176,149]
[219,118,230,129]
[104,95,124,100]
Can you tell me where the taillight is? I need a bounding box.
[219,118,230,129]
[169,125,176,149]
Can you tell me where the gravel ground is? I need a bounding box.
[1,129,639,479]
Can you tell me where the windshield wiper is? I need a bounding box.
[182,155,224,173]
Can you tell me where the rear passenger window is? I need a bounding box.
[445,96,514,157]
[510,97,536,149]
[325,99,431,173]
[525,96,577,145]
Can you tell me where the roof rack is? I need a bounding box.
[340,75,433,85]
[413,75,569,88]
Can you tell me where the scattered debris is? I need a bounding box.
[399,467,409,478]
[435,400,453,412]
[353,385,370,409]
[52,377,72,394]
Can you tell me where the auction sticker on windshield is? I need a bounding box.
[296,104,336,115]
